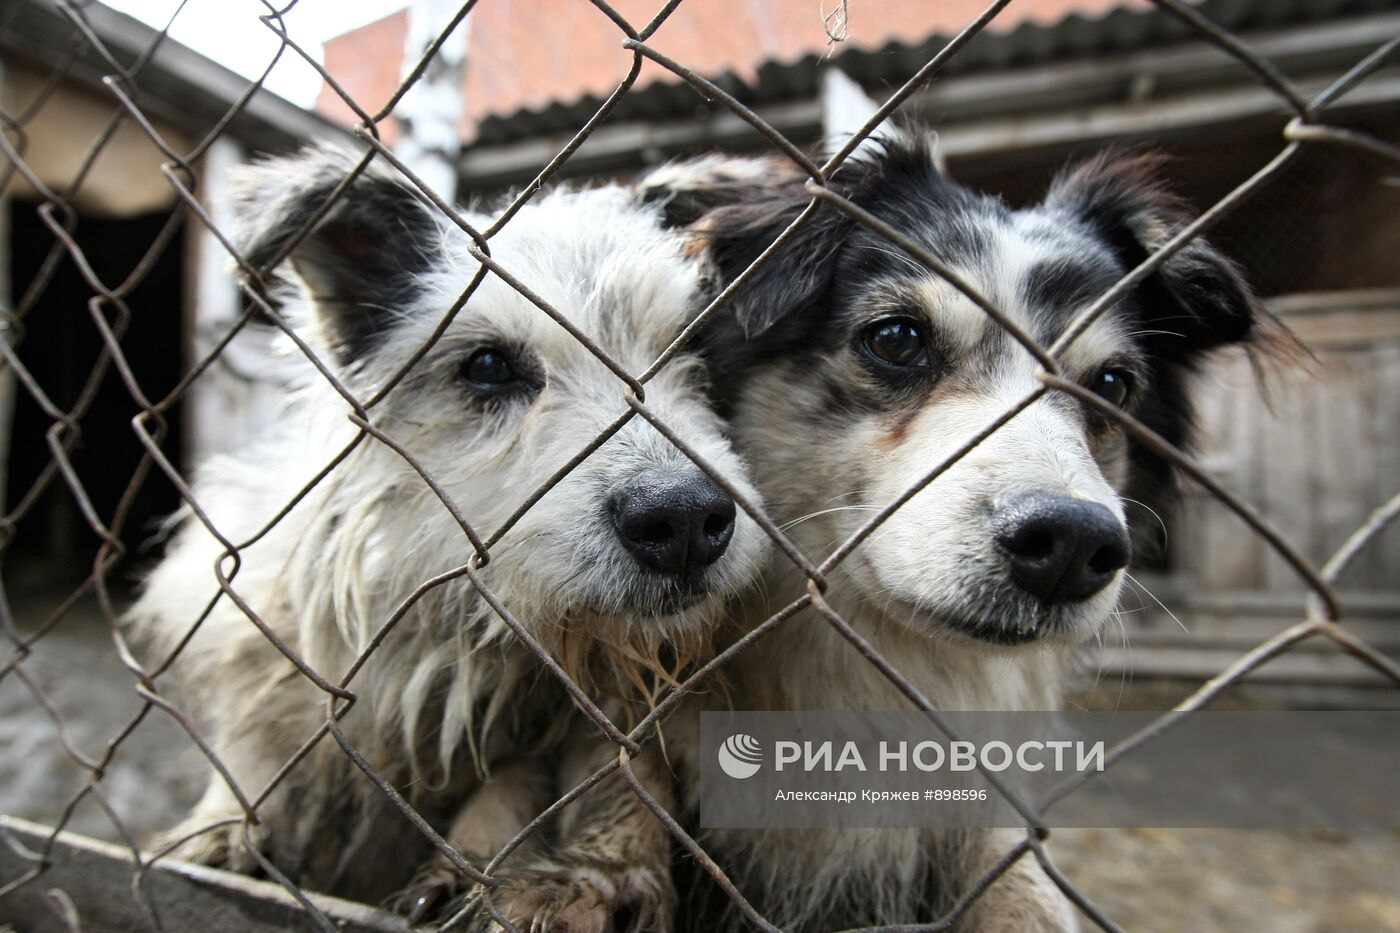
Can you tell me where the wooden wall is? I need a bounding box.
[1093,289,1400,698]
[1183,289,1400,596]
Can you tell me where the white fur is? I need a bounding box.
[127,160,767,900]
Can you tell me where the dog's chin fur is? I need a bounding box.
[878,593,1114,648]
[916,602,1107,648]
[553,588,736,699]
[840,548,1121,648]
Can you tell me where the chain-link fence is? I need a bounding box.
[1,1,1398,931]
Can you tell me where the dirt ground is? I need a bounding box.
[0,594,201,844]
[3,597,1398,932]
[1054,828,1400,932]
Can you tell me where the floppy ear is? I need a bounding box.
[639,154,793,230]
[1045,150,1260,359]
[641,155,850,336]
[1046,151,1303,560]
[230,147,441,363]
[692,181,856,337]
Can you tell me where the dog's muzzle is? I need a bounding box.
[611,467,737,578]
[992,490,1130,604]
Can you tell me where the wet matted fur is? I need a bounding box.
[125,147,768,911]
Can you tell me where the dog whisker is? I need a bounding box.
[852,242,926,276]
[1124,571,1188,634]
[1123,328,1187,340]
[779,505,880,530]
[1119,495,1169,546]
[1112,607,1133,711]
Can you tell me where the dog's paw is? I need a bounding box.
[391,861,480,926]
[466,860,671,933]
[149,816,268,875]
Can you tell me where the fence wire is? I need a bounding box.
[1,1,1398,931]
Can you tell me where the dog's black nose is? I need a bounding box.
[993,491,1130,603]
[613,467,736,576]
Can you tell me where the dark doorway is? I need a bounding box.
[4,201,184,596]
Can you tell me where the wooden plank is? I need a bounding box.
[1182,588,1400,618]
[0,817,408,933]
[917,12,1400,121]
[1259,338,1315,594]
[1164,296,1400,600]
[1281,308,1400,348]
[1088,646,1398,688]
[1109,615,1400,652]
[937,75,1400,168]
[1193,353,1262,591]
[1312,348,1362,583]
[1173,362,1219,586]
[1370,342,1400,589]
[1069,675,1400,712]
[1267,288,1400,318]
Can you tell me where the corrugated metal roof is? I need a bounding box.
[470,0,1399,146]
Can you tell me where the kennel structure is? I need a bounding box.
[0,0,349,589]
[318,0,1400,700]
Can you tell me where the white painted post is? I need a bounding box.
[396,0,469,202]
[819,66,885,155]
[184,137,299,466]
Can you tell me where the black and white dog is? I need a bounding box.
[639,136,1285,931]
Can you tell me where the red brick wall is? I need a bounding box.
[314,8,408,146]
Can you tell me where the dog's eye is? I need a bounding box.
[1089,367,1134,408]
[861,318,929,369]
[461,348,518,388]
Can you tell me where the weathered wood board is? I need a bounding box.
[0,816,409,933]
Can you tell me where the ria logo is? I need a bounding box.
[718,733,764,779]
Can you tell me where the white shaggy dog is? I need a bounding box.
[126,148,767,918]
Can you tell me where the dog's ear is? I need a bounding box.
[694,182,855,337]
[641,155,847,336]
[230,147,441,363]
[639,155,793,230]
[1046,151,1307,561]
[1045,150,1261,359]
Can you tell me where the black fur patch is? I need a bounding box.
[1045,150,1258,357]
[1020,258,1122,318]
[236,153,440,364]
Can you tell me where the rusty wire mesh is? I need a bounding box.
[1,1,1399,931]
